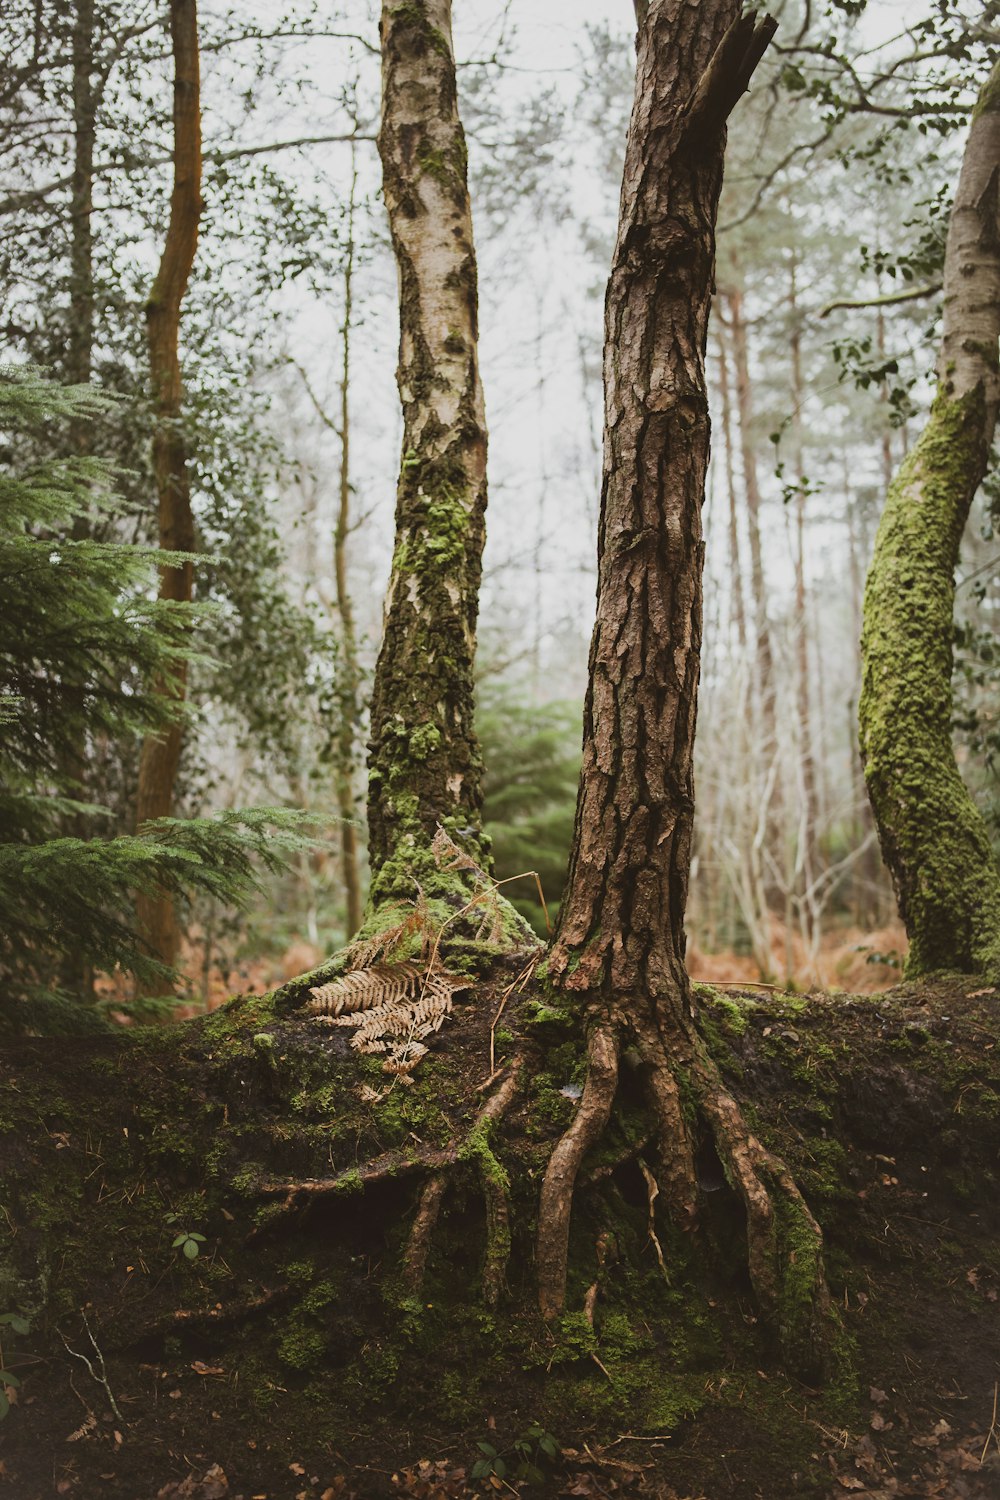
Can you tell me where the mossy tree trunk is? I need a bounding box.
[539,0,832,1377]
[134,0,202,984]
[367,0,491,908]
[860,60,1000,979]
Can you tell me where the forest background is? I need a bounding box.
[3,0,993,1015]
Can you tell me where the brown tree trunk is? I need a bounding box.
[334,141,363,939]
[134,0,202,984]
[540,2,830,1376]
[367,0,491,904]
[860,60,1000,978]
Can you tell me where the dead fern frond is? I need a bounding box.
[306,959,469,1077]
[344,892,435,968]
[431,826,483,875]
[307,961,425,1017]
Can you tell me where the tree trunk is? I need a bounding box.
[367,0,491,905]
[726,278,778,769]
[334,141,363,940]
[788,251,819,944]
[541,1,830,1376]
[134,0,202,984]
[860,60,1000,978]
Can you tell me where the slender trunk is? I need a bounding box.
[334,143,363,939]
[860,60,1000,977]
[788,252,819,940]
[715,324,747,652]
[367,0,491,902]
[68,0,96,398]
[59,0,98,1000]
[134,0,202,983]
[726,280,778,762]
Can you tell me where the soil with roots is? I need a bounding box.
[1,964,999,1500]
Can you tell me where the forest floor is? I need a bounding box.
[1,968,998,1500]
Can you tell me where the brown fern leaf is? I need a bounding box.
[306,961,424,1017]
[344,893,436,968]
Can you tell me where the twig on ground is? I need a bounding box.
[981,1381,999,1463]
[59,1310,123,1424]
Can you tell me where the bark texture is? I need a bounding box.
[541,1,830,1376]
[367,0,491,903]
[860,60,1000,977]
[134,0,202,979]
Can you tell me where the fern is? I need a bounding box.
[305,961,468,1075]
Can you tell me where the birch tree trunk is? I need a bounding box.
[539,0,831,1377]
[860,61,1000,977]
[134,0,202,983]
[367,0,492,906]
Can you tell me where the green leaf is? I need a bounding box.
[493,1458,506,1479]
[0,1315,29,1335]
[187,1233,207,1243]
[182,1238,200,1260]
[476,1441,497,1457]
[0,1370,20,1388]
[171,1234,188,1249]
[470,1460,490,1479]
[539,1436,558,1458]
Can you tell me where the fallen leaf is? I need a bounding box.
[870,1387,888,1405]
[289,1463,306,1476]
[190,1362,225,1378]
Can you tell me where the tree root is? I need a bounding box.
[401,1173,448,1295]
[537,1025,619,1321]
[403,1061,523,1304]
[535,1014,833,1377]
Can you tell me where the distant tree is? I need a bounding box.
[133,0,203,984]
[860,59,1000,977]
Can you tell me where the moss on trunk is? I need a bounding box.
[860,389,1000,977]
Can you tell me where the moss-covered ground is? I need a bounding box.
[1,970,999,1498]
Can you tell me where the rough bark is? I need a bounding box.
[541,1,829,1375]
[134,0,202,981]
[860,60,1000,978]
[367,0,491,903]
[334,142,363,938]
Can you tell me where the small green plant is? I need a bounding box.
[165,1213,207,1261]
[471,1422,560,1485]
[0,1311,30,1420]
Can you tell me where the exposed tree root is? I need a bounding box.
[401,1173,448,1295]
[467,1063,521,1307]
[537,1025,619,1321]
[536,1011,833,1377]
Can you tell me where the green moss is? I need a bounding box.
[860,385,1000,977]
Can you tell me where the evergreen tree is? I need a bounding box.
[0,369,309,1030]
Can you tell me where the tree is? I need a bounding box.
[540,0,832,1374]
[860,59,1000,978]
[0,369,307,1028]
[366,0,494,907]
[133,0,203,982]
